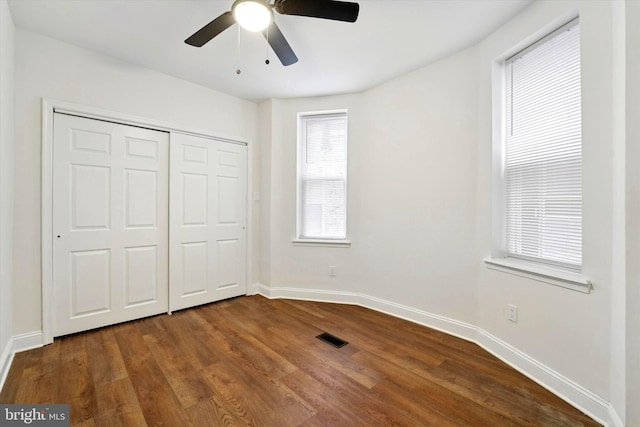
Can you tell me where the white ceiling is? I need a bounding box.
[8,0,532,102]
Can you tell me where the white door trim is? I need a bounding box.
[41,98,253,344]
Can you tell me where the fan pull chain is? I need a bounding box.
[265,25,270,65]
[236,25,242,74]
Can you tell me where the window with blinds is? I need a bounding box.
[504,18,582,271]
[297,111,347,240]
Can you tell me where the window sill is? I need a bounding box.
[292,239,351,248]
[483,257,592,294]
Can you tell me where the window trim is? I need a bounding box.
[292,238,351,248]
[484,257,591,293]
[486,16,592,292]
[295,109,349,245]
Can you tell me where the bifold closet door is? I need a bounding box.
[52,113,169,336]
[169,133,247,311]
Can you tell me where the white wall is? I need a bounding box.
[625,0,640,425]
[476,0,618,401]
[0,0,14,384]
[259,47,479,325]
[258,99,273,286]
[13,29,258,335]
[357,50,479,322]
[259,0,629,424]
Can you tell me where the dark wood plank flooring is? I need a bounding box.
[0,296,601,426]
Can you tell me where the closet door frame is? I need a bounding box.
[41,98,253,345]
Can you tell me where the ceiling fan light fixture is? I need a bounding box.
[232,0,273,32]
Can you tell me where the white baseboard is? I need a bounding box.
[357,292,478,343]
[12,331,44,353]
[475,329,612,426]
[0,331,44,393]
[252,283,617,427]
[0,336,15,392]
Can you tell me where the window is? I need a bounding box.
[296,111,348,242]
[503,18,582,271]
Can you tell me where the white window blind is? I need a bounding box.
[298,112,347,240]
[504,19,582,271]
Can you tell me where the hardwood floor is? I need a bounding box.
[1,296,601,426]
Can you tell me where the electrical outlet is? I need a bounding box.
[507,304,518,323]
[329,265,336,277]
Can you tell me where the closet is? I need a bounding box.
[51,113,247,337]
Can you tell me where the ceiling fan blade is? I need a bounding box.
[274,0,359,23]
[185,11,235,47]
[262,22,298,66]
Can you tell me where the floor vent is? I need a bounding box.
[316,332,348,348]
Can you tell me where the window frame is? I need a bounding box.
[485,17,591,293]
[294,109,350,247]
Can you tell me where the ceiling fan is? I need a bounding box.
[185,0,360,66]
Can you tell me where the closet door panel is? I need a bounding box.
[52,113,169,337]
[170,133,247,311]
